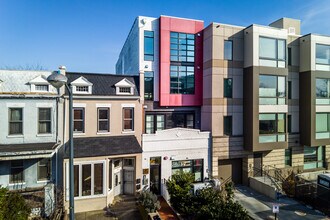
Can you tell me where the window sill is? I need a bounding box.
[7,135,24,138]
[8,182,26,186]
[97,132,111,135]
[37,180,51,184]
[122,131,135,134]
[69,194,106,201]
[36,134,53,137]
[73,133,86,136]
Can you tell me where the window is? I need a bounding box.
[98,108,109,132]
[316,78,330,104]
[74,108,84,133]
[288,47,292,66]
[170,32,195,94]
[10,160,24,183]
[288,81,292,99]
[38,108,51,134]
[76,86,89,92]
[171,113,194,129]
[73,162,104,198]
[304,146,325,170]
[224,116,232,136]
[145,114,165,134]
[38,158,51,181]
[144,31,154,61]
[9,108,23,135]
[170,65,194,94]
[259,75,286,105]
[109,160,112,190]
[124,158,134,167]
[259,37,286,67]
[224,78,233,98]
[224,40,233,60]
[144,71,154,100]
[316,113,330,139]
[170,32,195,62]
[119,87,131,94]
[123,108,134,131]
[172,159,203,182]
[316,44,330,65]
[288,115,292,133]
[259,113,286,143]
[285,148,292,166]
[35,85,49,92]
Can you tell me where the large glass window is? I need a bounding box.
[170,32,195,94]
[259,75,286,105]
[316,44,330,65]
[73,163,104,198]
[172,159,203,182]
[170,65,194,94]
[259,113,286,143]
[10,160,24,183]
[316,78,330,104]
[285,148,292,166]
[224,116,232,136]
[9,108,23,135]
[224,78,233,98]
[73,108,84,133]
[316,113,330,139]
[144,31,154,61]
[38,108,51,134]
[224,40,233,60]
[145,114,165,134]
[304,146,325,170]
[98,108,110,132]
[171,113,194,129]
[123,108,134,131]
[38,158,51,181]
[259,37,286,67]
[144,71,154,100]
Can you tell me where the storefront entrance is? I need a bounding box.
[150,157,161,195]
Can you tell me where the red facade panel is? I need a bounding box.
[159,16,204,106]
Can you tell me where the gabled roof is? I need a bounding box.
[66,72,140,96]
[115,78,135,88]
[71,76,93,86]
[28,75,50,85]
[64,135,142,158]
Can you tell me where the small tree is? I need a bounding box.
[166,171,194,215]
[138,191,160,213]
[0,186,31,220]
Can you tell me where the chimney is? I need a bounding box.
[58,65,66,75]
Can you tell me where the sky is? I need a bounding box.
[0,0,330,73]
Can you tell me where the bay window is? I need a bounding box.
[259,37,286,67]
[259,113,286,143]
[304,146,325,170]
[316,78,330,104]
[316,44,330,65]
[259,75,286,105]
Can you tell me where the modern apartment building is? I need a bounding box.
[62,71,143,213]
[118,15,330,188]
[0,70,63,190]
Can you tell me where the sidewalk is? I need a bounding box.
[234,185,328,220]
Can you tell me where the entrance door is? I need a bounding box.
[124,170,134,194]
[150,157,161,195]
[218,159,242,184]
[254,153,263,177]
[114,170,122,196]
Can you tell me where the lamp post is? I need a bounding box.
[47,69,75,220]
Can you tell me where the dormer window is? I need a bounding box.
[29,75,51,93]
[115,78,135,95]
[71,76,93,94]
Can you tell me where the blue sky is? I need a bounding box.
[0,0,329,73]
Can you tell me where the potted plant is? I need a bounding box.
[137,191,161,220]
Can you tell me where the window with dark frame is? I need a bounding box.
[170,32,195,94]
[171,113,194,129]
[288,47,292,66]
[224,78,233,98]
[38,108,51,134]
[144,31,154,61]
[9,108,23,135]
[224,40,233,60]
[172,159,203,182]
[123,108,134,131]
[285,148,292,166]
[73,108,85,133]
[224,116,232,136]
[10,160,24,183]
[144,71,154,100]
[38,158,51,181]
[288,81,292,99]
[98,108,110,132]
[259,75,286,105]
[145,114,165,134]
[288,115,292,133]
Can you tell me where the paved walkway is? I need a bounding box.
[157,196,179,220]
[234,185,329,220]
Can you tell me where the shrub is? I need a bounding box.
[138,191,160,213]
[0,186,31,220]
